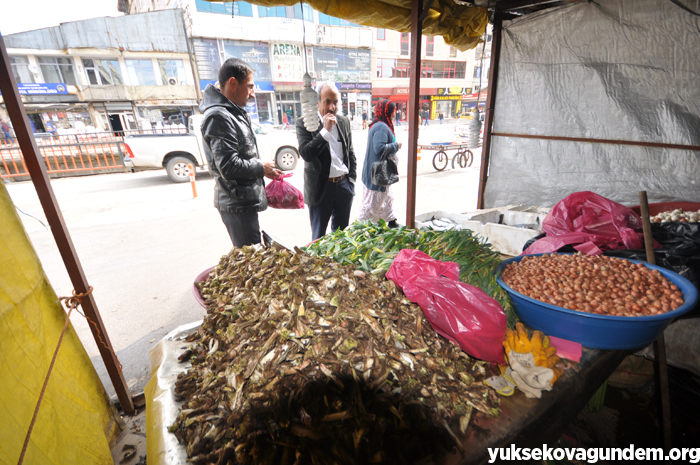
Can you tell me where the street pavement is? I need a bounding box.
[4,121,483,399]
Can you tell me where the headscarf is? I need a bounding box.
[370,99,395,135]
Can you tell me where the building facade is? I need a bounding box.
[126,0,490,124]
[372,27,491,122]
[2,2,491,134]
[179,1,373,125]
[3,10,198,135]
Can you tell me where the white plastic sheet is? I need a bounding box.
[485,0,700,208]
[144,321,201,465]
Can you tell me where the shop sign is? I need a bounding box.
[193,38,221,81]
[223,40,272,82]
[271,43,304,82]
[430,95,462,101]
[437,86,471,96]
[337,82,372,91]
[15,83,69,95]
[245,101,259,122]
[394,88,409,95]
[313,46,371,83]
[463,91,487,99]
[139,100,198,106]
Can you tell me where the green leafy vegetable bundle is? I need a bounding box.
[304,221,515,327]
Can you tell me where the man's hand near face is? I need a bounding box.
[322,112,337,132]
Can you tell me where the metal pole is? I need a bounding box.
[0,35,134,414]
[405,0,425,228]
[477,13,503,209]
[181,8,202,104]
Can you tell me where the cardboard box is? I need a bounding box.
[416,205,550,256]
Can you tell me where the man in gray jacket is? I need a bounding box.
[200,58,281,247]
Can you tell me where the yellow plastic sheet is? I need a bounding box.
[0,182,120,465]
[214,0,488,51]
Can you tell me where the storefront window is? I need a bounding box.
[421,60,433,78]
[455,62,466,79]
[276,92,302,124]
[318,13,361,27]
[42,110,94,132]
[376,59,395,78]
[255,94,274,124]
[196,0,253,16]
[426,37,434,57]
[38,57,78,85]
[10,56,35,83]
[435,101,455,120]
[83,58,123,85]
[138,107,163,127]
[258,6,287,17]
[126,60,157,85]
[293,4,314,21]
[158,60,188,85]
[395,59,409,78]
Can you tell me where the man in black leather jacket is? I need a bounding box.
[200,58,281,247]
[296,83,357,240]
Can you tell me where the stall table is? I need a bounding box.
[146,324,631,465]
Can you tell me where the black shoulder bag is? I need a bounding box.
[370,145,399,187]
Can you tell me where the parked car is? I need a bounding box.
[123,115,300,182]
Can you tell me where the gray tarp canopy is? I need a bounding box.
[483,0,700,208]
[221,0,700,211]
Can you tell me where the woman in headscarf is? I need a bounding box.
[358,99,402,228]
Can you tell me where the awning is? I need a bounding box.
[214,0,488,51]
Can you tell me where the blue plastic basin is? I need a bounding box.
[495,254,698,350]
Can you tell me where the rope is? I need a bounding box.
[302,0,309,74]
[17,286,93,465]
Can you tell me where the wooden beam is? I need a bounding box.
[406,0,424,228]
[0,36,134,415]
[477,14,503,209]
[495,0,569,13]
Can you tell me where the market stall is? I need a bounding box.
[142,213,698,463]
[3,0,698,463]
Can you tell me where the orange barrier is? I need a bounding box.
[188,164,197,198]
[0,129,187,179]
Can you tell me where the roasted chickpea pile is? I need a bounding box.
[501,254,684,317]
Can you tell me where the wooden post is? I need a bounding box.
[0,36,134,414]
[405,0,425,228]
[477,13,503,209]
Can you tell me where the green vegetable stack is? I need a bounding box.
[304,220,515,327]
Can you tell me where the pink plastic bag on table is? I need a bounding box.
[523,191,645,255]
[265,173,304,209]
[386,249,507,364]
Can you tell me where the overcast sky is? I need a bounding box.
[0,0,124,36]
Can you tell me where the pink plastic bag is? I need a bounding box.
[265,173,304,209]
[386,249,507,364]
[524,191,645,255]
